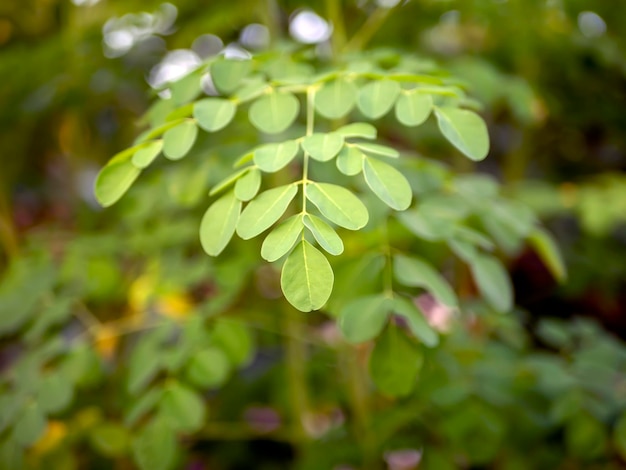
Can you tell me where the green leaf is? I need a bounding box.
[469,254,513,312]
[212,320,253,366]
[159,381,206,433]
[314,78,358,119]
[303,214,344,256]
[339,295,391,343]
[302,133,344,162]
[162,120,198,160]
[200,191,241,256]
[37,373,73,413]
[211,58,252,94]
[235,168,261,201]
[236,185,298,239]
[393,296,439,347]
[306,183,369,230]
[528,227,566,282]
[335,122,377,140]
[14,404,46,446]
[369,325,423,397]
[261,214,303,262]
[232,77,269,102]
[185,348,231,389]
[353,142,399,158]
[89,422,130,457]
[281,240,334,312]
[209,168,249,197]
[193,98,236,132]
[249,91,300,134]
[127,337,162,395]
[132,141,163,169]
[253,140,300,172]
[393,255,458,307]
[363,157,412,210]
[336,146,365,176]
[170,70,202,105]
[95,158,141,207]
[357,79,401,119]
[395,91,432,126]
[434,107,489,161]
[132,417,176,470]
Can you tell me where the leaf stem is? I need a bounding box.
[301,87,316,218]
[343,4,400,53]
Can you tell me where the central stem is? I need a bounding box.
[301,87,316,217]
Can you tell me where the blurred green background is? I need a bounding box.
[1,0,626,469]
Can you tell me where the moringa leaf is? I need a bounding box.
[393,296,439,347]
[336,146,365,176]
[393,254,458,308]
[395,91,433,127]
[434,107,489,161]
[132,141,163,169]
[314,78,358,119]
[261,214,303,262]
[200,191,241,256]
[335,122,377,140]
[211,58,252,94]
[339,294,391,343]
[527,227,566,282]
[302,133,344,162]
[281,240,334,312]
[253,140,300,172]
[162,120,198,160]
[353,142,399,158]
[469,253,513,312]
[193,98,237,132]
[306,183,369,230]
[95,158,141,207]
[357,79,401,119]
[249,91,300,134]
[362,157,412,210]
[237,185,298,239]
[235,168,262,201]
[303,214,344,255]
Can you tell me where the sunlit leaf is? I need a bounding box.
[37,373,73,413]
[249,91,300,134]
[469,253,513,312]
[302,133,344,162]
[200,191,241,256]
[237,185,298,239]
[335,122,377,140]
[303,214,344,255]
[306,183,368,230]
[132,141,163,169]
[211,58,252,94]
[209,168,248,196]
[95,158,141,207]
[162,120,198,160]
[357,79,401,119]
[314,78,358,119]
[339,294,391,343]
[170,70,202,105]
[253,140,300,172]
[369,325,422,397]
[281,240,334,312]
[393,296,439,347]
[235,168,262,201]
[336,146,364,176]
[261,214,303,262]
[354,142,399,159]
[193,98,236,132]
[363,156,412,210]
[393,254,458,307]
[395,91,432,126]
[434,107,489,161]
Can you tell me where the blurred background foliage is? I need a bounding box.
[1,0,626,469]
